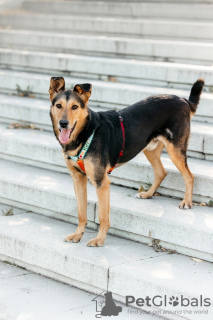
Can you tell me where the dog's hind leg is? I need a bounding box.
[166,142,194,209]
[136,141,167,199]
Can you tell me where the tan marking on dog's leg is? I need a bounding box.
[83,159,111,247]
[136,142,167,199]
[87,176,110,247]
[166,142,194,209]
[64,160,88,243]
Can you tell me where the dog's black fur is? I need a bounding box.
[59,79,203,186]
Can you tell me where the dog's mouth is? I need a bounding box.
[59,121,77,144]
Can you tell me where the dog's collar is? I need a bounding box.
[67,130,95,171]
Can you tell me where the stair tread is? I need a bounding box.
[0,121,213,175]
[0,69,212,101]
[1,47,213,69]
[1,28,213,45]
[1,48,213,90]
[0,260,160,320]
[0,29,213,66]
[0,206,213,320]
[3,12,213,26]
[0,94,213,156]
[0,97,213,133]
[0,158,212,232]
[0,70,212,126]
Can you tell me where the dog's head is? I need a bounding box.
[49,77,92,145]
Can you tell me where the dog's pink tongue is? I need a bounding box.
[59,129,71,144]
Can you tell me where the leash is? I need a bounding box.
[67,114,125,174]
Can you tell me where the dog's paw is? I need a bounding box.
[87,237,104,247]
[135,192,152,199]
[179,200,193,209]
[64,232,83,243]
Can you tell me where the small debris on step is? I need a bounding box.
[154,192,160,196]
[207,200,213,207]
[108,76,117,82]
[168,250,176,254]
[138,185,145,193]
[191,257,204,263]
[2,208,14,216]
[7,123,43,131]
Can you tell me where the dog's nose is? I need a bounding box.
[59,120,69,128]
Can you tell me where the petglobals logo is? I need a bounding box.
[92,292,211,318]
[126,295,211,308]
[92,291,122,318]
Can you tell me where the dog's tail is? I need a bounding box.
[188,78,205,115]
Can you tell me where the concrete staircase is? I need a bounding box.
[0,1,213,319]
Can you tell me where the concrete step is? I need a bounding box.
[0,203,213,320]
[1,96,213,160]
[0,259,155,320]
[0,122,212,203]
[22,1,213,21]
[0,70,212,124]
[1,95,213,160]
[0,30,213,65]
[2,13,213,41]
[0,94,213,160]
[1,49,213,91]
[0,159,213,263]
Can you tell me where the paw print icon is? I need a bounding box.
[169,296,179,307]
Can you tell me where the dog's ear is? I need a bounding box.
[49,77,65,102]
[73,83,92,104]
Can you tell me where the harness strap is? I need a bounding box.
[77,159,86,172]
[67,115,125,174]
[107,115,125,174]
[67,130,95,164]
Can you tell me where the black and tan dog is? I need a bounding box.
[49,77,204,247]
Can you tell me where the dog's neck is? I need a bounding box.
[62,108,100,155]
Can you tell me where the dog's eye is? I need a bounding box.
[72,105,78,110]
[56,104,62,109]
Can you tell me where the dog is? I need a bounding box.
[49,77,204,247]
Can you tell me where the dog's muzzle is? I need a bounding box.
[58,121,77,144]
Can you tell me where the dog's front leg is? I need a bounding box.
[87,176,110,247]
[64,167,88,243]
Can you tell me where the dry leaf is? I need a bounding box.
[8,122,38,130]
[168,250,176,254]
[108,76,117,82]
[191,258,204,263]
[208,200,213,207]
[2,208,14,216]
[138,185,145,193]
